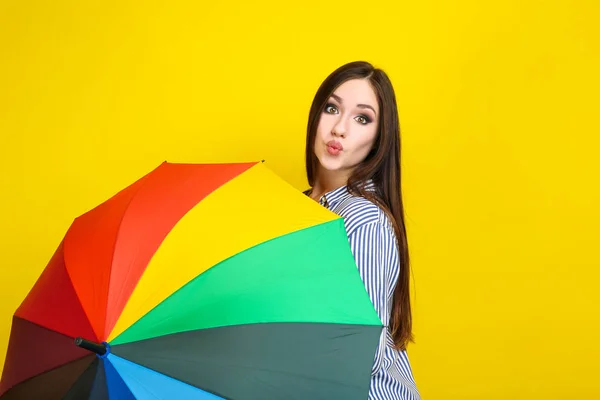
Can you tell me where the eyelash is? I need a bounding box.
[323,103,372,125]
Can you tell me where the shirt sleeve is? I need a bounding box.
[347,221,399,376]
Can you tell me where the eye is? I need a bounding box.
[355,115,372,125]
[324,103,338,114]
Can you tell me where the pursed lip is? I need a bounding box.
[326,140,343,151]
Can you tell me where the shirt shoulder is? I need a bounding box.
[333,195,394,238]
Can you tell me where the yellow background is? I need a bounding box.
[1,0,599,398]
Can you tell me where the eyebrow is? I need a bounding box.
[330,93,377,116]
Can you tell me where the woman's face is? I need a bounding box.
[314,78,380,177]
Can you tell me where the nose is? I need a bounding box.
[332,116,347,137]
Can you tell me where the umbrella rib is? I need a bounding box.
[102,173,153,339]
[112,358,223,400]
[0,355,96,396]
[136,354,365,390]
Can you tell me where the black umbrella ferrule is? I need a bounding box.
[75,337,108,356]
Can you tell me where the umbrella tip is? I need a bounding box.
[75,337,108,357]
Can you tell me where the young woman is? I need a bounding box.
[304,61,420,400]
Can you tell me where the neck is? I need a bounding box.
[310,167,351,201]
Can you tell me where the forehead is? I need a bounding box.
[331,79,379,111]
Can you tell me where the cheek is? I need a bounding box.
[355,128,378,152]
[316,117,330,138]
[313,123,325,153]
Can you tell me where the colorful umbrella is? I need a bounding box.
[0,161,383,400]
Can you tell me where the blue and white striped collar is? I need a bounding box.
[317,180,377,208]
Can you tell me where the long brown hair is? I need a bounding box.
[305,61,413,350]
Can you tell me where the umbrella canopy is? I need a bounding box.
[0,161,383,400]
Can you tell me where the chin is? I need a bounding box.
[316,153,347,172]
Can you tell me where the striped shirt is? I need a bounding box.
[307,182,420,400]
